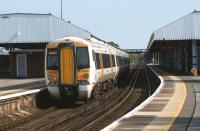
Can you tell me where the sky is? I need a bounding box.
[0,0,199,49]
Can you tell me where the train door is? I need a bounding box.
[102,54,111,80]
[59,45,76,86]
[109,55,114,78]
[99,54,104,82]
[111,55,117,78]
[94,53,102,82]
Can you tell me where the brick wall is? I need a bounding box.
[10,50,45,78]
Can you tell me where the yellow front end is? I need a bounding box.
[46,38,91,100]
[60,48,76,85]
[46,42,77,100]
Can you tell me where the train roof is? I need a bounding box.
[47,37,129,57]
[87,40,129,57]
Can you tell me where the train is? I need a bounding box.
[45,37,129,101]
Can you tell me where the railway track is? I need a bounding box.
[0,66,160,131]
[0,67,137,131]
[77,66,156,131]
[58,68,141,131]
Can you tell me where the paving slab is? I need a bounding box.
[0,78,46,96]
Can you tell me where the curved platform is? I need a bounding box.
[0,78,46,99]
[102,67,200,130]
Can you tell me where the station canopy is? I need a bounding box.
[0,13,91,49]
[147,11,200,51]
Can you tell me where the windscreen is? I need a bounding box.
[76,47,89,68]
[47,49,58,70]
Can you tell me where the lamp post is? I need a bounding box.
[61,0,63,19]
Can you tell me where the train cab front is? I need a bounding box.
[46,39,91,101]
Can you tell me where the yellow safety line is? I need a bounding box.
[164,76,187,131]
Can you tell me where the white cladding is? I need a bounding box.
[148,11,200,50]
[0,13,91,43]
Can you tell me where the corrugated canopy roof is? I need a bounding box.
[147,11,200,50]
[0,13,91,48]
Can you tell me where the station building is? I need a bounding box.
[0,13,91,78]
[147,11,200,74]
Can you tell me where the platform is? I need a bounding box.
[0,78,46,97]
[102,67,200,130]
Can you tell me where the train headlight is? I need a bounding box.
[47,72,59,85]
[53,76,58,81]
[78,73,89,80]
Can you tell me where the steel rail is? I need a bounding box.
[1,67,138,131]
[145,66,152,96]
[30,68,137,130]
[63,67,141,131]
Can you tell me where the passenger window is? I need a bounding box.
[95,53,101,69]
[119,56,121,66]
[103,54,111,68]
[119,56,123,66]
[112,55,116,67]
